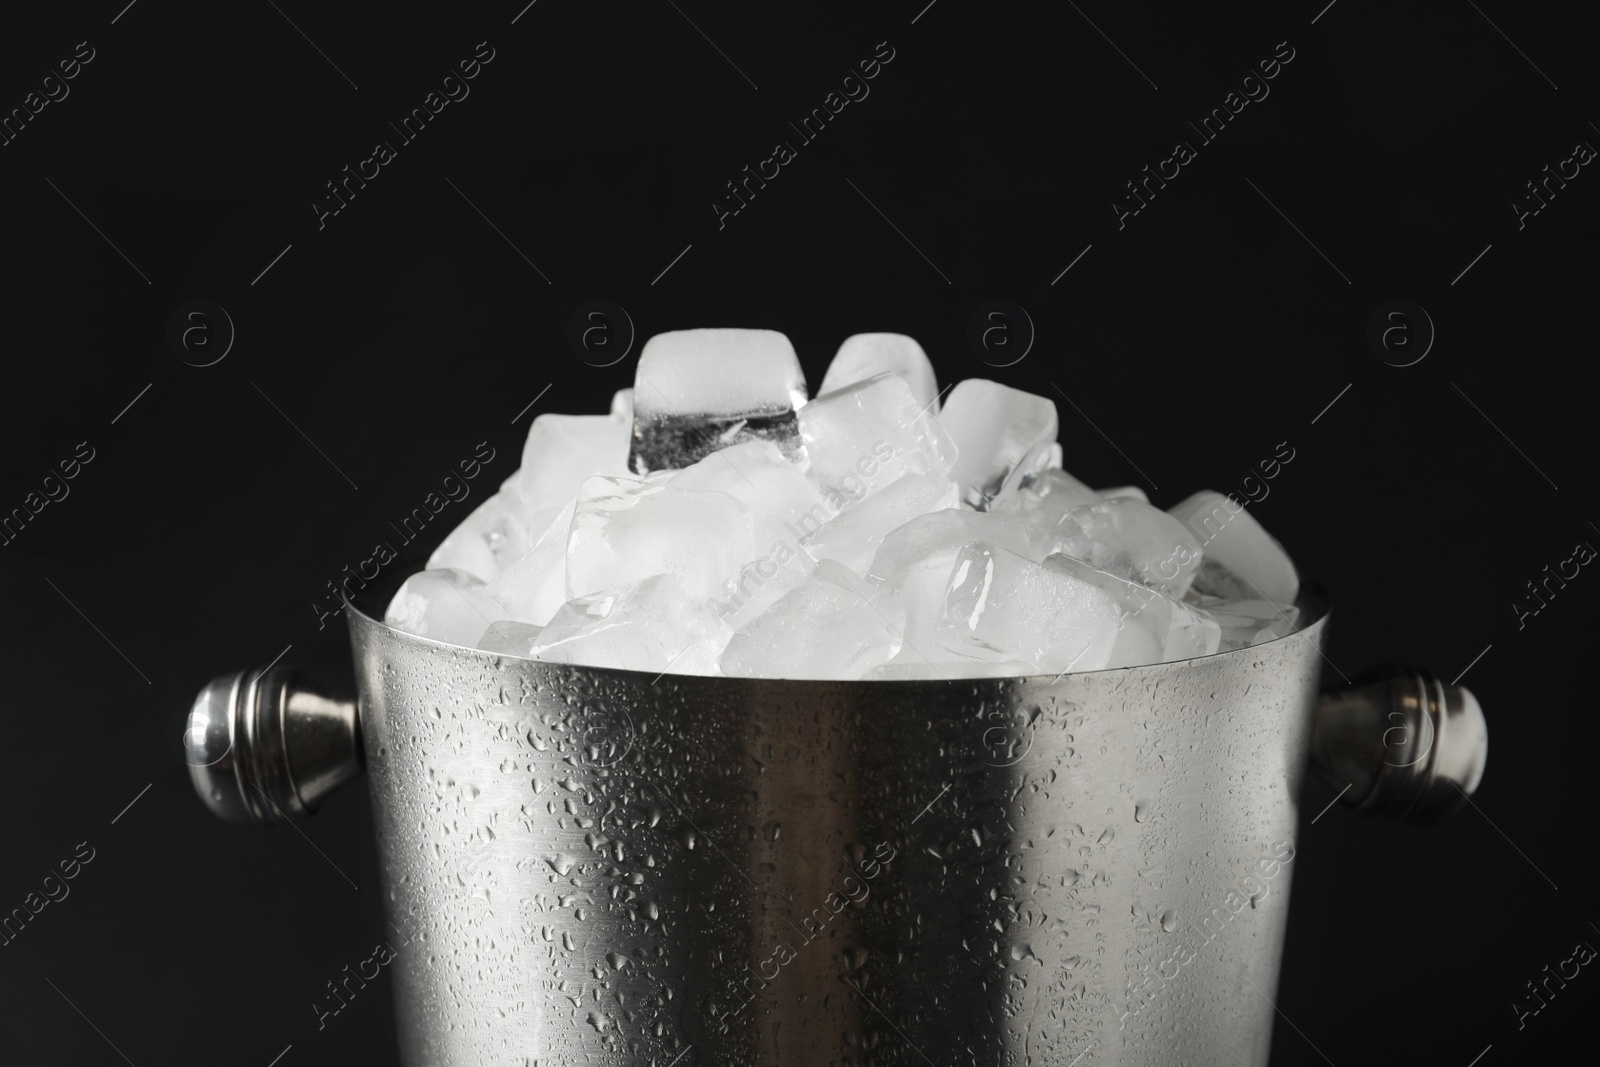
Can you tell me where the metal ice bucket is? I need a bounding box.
[184,585,1486,1066]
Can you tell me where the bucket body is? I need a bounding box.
[348,596,1328,1066]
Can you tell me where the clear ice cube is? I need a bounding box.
[566,476,757,604]
[485,500,575,626]
[798,470,962,577]
[1167,490,1300,605]
[531,574,726,675]
[672,440,824,625]
[866,509,1032,663]
[818,333,941,413]
[629,328,808,475]
[1044,552,1220,663]
[1046,498,1203,598]
[994,469,1101,561]
[385,568,510,646]
[938,379,1058,509]
[862,659,1032,680]
[518,414,632,516]
[476,619,544,656]
[720,559,905,679]
[426,489,532,582]
[1187,593,1300,651]
[935,542,1124,674]
[800,373,957,492]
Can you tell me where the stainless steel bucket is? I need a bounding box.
[184,586,1486,1066]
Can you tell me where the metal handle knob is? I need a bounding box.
[1310,666,1488,823]
[185,667,363,824]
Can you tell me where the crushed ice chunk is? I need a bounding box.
[426,490,531,582]
[530,574,725,674]
[385,569,509,646]
[611,388,633,423]
[1046,498,1203,598]
[485,500,575,626]
[938,380,1058,509]
[1044,553,1220,663]
[672,440,823,624]
[476,620,543,656]
[867,510,1032,663]
[1168,490,1299,605]
[518,414,632,516]
[629,328,807,475]
[566,476,756,603]
[862,659,1032,680]
[819,333,941,413]
[994,469,1101,561]
[798,470,962,576]
[936,542,1124,674]
[1187,593,1300,651]
[800,373,957,490]
[1099,485,1149,503]
[670,440,824,530]
[720,559,904,679]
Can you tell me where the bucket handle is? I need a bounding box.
[181,663,1486,826]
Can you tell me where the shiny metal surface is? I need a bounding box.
[1311,665,1489,822]
[350,596,1327,1066]
[184,666,362,823]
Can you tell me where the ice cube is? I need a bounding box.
[1099,485,1149,503]
[476,619,543,656]
[867,509,1032,662]
[671,440,825,624]
[670,440,824,531]
[531,574,726,674]
[936,542,1124,674]
[1046,498,1203,598]
[994,469,1101,561]
[938,380,1058,509]
[818,333,941,413]
[385,569,510,646]
[720,559,904,679]
[1045,442,1063,470]
[629,328,807,475]
[1187,593,1300,651]
[1167,490,1299,605]
[1044,553,1220,663]
[611,388,633,423]
[518,414,632,515]
[862,659,1032,680]
[426,489,532,582]
[800,373,957,491]
[565,476,757,604]
[485,500,575,626]
[796,470,962,576]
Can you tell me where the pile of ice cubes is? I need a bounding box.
[385,329,1302,679]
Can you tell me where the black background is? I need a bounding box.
[1,1,1596,1064]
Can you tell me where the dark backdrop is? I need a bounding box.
[1,1,1595,1064]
